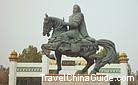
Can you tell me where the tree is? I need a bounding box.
[18,45,42,62]
[96,48,107,57]
[136,71,138,80]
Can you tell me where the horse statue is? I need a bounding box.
[41,14,117,74]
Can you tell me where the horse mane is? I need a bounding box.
[49,17,63,23]
[49,17,64,28]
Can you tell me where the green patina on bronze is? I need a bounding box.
[41,4,117,74]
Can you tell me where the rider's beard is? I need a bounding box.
[73,10,79,14]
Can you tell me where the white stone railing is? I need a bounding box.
[9,54,49,85]
[8,50,129,85]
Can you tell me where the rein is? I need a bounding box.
[52,17,64,31]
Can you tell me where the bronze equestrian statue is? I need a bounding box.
[41,4,117,74]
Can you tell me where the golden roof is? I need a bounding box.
[119,52,129,63]
[10,50,17,55]
[9,50,18,61]
[119,52,127,58]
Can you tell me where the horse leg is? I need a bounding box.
[82,57,94,73]
[90,59,105,74]
[55,50,62,74]
[75,57,94,74]
[41,44,49,55]
[41,44,55,60]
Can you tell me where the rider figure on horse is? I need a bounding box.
[42,4,95,52]
[41,4,117,74]
[61,4,95,43]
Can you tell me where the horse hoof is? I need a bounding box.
[75,70,87,74]
[90,70,97,74]
[50,54,56,60]
[56,70,60,74]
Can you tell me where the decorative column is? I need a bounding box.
[119,52,129,85]
[41,54,49,85]
[9,50,18,85]
[42,54,49,75]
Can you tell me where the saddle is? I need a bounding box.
[58,38,96,53]
[47,37,97,53]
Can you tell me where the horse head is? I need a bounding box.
[43,14,67,37]
[43,14,53,37]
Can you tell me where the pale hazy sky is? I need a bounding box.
[0,0,138,72]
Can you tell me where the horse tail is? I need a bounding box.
[97,39,117,64]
